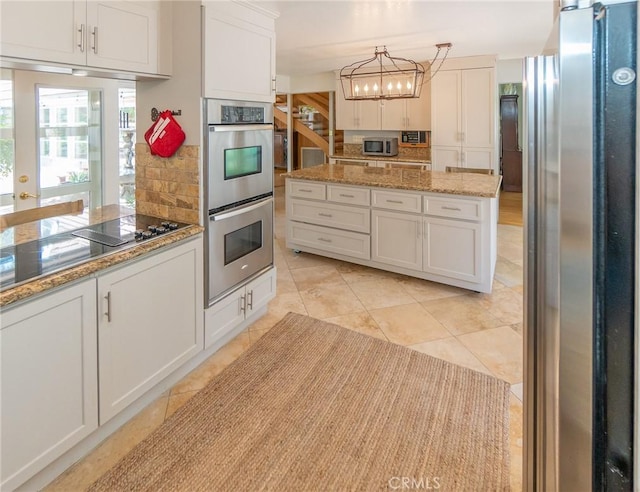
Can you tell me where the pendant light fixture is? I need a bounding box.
[339,43,452,101]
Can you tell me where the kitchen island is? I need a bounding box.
[284,164,501,294]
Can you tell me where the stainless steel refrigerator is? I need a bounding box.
[524,1,637,490]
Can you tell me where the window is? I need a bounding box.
[118,86,136,208]
[75,140,87,159]
[42,107,50,126]
[57,107,67,124]
[58,141,68,158]
[75,106,87,124]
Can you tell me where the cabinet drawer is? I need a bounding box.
[424,196,482,221]
[288,180,326,200]
[288,199,370,233]
[288,222,370,260]
[327,184,370,206]
[371,189,422,213]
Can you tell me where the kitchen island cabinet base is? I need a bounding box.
[285,242,495,294]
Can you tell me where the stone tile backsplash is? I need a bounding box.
[135,143,200,224]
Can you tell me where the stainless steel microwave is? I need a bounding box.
[362,137,398,156]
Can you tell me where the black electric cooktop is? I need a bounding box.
[0,214,188,291]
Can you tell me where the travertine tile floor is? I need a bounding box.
[48,186,524,491]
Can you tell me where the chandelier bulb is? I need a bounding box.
[364,83,369,93]
[354,84,360,94]
[397,81,402,91]
[406,81,412,90]
[373,82,378,93]
[387,82,393,91]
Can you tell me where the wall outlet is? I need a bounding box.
[352,135,364,144]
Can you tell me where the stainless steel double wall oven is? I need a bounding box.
[204,99,274,306]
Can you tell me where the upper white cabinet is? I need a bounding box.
[381,83,431,131]
[336,81,431,131]
[203,1,277,103]
[98,238,203,424]
[1,279,98,492]
[431,67,495,171]
[335,93,381,130]
[0,0,168,76]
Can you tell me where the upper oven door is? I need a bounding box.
[207,196,274,304]
[207,124,274,211]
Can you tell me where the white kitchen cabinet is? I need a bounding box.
[431,67,495,171]
[371,209,422,270]
[97,238,203,424]
[286,177,497,293]
[335,95,381,130]
[1,279,98,492]
[381,89,431,131]
[336,83,430,131]
[0,0,165,76]
[205,267,276,349]
[423,216,481,283]
[431,146,494,170]
[203,1,277,103]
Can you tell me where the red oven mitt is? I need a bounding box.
[144,110,186,158]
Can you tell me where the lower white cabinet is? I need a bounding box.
[98,238,203,424]
[205,267,276,349]
[423,217,481,283]
[371,209,422,270]
[1,279,98,492]
[287,178,496,293]
[431,146,494,172]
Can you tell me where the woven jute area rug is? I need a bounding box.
[90,312,510,491]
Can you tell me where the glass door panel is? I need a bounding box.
[37,86,102,209]
[118,87,136,208]
[0,70,14,215]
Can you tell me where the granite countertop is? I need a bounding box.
[1,206,203,308]
[284,164,502,198]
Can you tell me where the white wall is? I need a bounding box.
[136,1,202,147]
[276,71,337,94]
[497,58,524,84]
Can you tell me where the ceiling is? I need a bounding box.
[259,0,556,76]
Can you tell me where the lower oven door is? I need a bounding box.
[207,196,273,305]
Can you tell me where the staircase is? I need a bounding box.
[274,92,343,168]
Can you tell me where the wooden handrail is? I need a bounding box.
[0,199,85,230]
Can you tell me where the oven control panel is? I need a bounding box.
[220,105,265,124]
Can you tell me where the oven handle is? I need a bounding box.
[209,124,274,133]
[209,197,273,221]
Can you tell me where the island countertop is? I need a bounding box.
[284,164,502,198]
[330,153,431,164]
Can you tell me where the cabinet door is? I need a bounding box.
[0,0,86,65]
[405,80,431,130]
[203,6,275,103]
[431,70,461,146]
[380,99,406,130]
[246,267,276,315]
[1,279,98,491]
[371,209,422,270]
[86,1,158,73]
[205,288,245,349]
[423,217,481,283]
[461,147,494,169]
[461,68,494,148]
[431,146,460,172]
[357,99,381,130]
[98,239,203,424]
[335,89,358,130]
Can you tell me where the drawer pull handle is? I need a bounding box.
[318,237,333,243]
[442,206,462,211]
[386,199,404,204]
[339,193,355,198]
[318,213,333,218]
[299,189,313,193]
